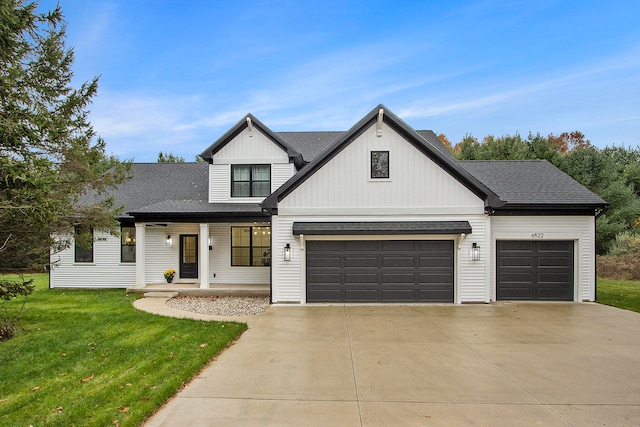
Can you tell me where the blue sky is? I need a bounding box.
[39,0,640,162]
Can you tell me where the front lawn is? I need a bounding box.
[597,278,640,313]
[0,274,247,426]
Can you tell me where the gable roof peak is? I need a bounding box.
[199,113,304,168]
[262,104,502,210]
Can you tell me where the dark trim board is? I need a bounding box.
[306,240,454,303]
[293,221,472,236]
[496,240,574,301]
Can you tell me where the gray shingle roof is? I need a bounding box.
[459,160,607,207]
[88,163,208,219]
[129,200,263,215]
[275,130,453,163]
[276,131,344,161]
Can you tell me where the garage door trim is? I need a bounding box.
[496,240,575,301]
[306,239,455,303]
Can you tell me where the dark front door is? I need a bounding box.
[496,240,574,301]
[306,240,454,303]
[180,235,198,279]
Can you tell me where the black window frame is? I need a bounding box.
[231,164,271,197]
[74,226,94,263]
[120,224,136,263]
[371,150,390,179]
[231,226,271,267]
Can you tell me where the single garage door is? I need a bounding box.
[306,240,454,303]
[496,240,574,301]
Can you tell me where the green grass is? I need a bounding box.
[0,274,247,426]
[597,278,640,313]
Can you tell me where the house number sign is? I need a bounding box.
[531,233,544,239]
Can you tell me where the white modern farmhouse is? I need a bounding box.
[50,105,608,303]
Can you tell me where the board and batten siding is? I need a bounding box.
[278,123,484,215]
[208,223,270,285]
[209,126,295,203]
[271,214,489,303]
[490,216,596,301]
[145,224,199,284]
[50,231,136,288]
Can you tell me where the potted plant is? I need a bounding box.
[164,269,176,283]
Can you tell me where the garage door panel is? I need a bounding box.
[344,273,377,283]
[499,241,533,251]
[379,241,414,251]
[307,256,341,268]
[344,257,378,268]
[382,256,416,268]
[344,289,378,301]
[499,256,533,267]
[345,241,377,251]
[307,240,453,303]
[499,272,532,283]
[539,256,571,267]
[381,272,415,284]
[497,240,573,301]
[418,256,453,268]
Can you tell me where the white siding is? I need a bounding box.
[145,224,198,284]
[52,222,271,288]
[457,217,490,303]
[208,222,271,285]
[50,231,136,288]
[271,214,489,303]
[272,163,296,192]
[208,127,294,202]
[490,216,596,302]
[279,123,484,215]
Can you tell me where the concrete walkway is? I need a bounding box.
[141,301,640,426]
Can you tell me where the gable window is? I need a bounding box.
[231,226,270,267]
[121,225,136,263]
[231,164,271,197]
[74,226,94,263]
[371,150,389,179]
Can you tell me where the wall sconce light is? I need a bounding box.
[208,237,213,251]
[471,242,480,261]
[166,235,172,246]
[284,243,291,261]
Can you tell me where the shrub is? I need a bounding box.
[0,276,35,341]
[609,231,640,257]
[597,255,640,281]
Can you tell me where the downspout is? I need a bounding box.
[593,206,609,302]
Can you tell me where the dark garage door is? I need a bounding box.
[496,240,574,301]
[306,240,454,303]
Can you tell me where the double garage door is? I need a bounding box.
[306,240,454,303]
[496,240,574,301]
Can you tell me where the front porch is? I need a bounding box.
[127,282,270,297]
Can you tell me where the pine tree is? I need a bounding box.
[0,0,129,272]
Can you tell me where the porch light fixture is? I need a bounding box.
[471,242,480,261]
[166,235,172,246]
[208,237,213,251]
[284,243,291,261]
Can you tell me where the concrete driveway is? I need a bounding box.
[145,303,640,426]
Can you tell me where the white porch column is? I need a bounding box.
[135,223,146,288]
[199,223,209,289]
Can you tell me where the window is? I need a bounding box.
[371,150,390,179]
[74,226,93,263]
[121,225,136,263]
[231,226,270,266]
[231,164,271,197]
